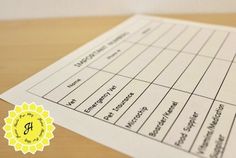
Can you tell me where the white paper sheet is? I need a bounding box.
[1,15,236,158]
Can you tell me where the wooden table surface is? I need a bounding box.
[0,14,236,158]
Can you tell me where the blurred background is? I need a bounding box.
[0,0,236,20]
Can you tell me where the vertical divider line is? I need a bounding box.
[72,23,175,110]
[220,113,236,158]
[27,18,152,94]
[136,28,207,133]
[92,24,185,117]
[114,26,201,125]
[161,30,218,143]
[56,22,162,104]
[189,51,236,152]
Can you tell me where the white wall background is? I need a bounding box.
[0,0,236,20]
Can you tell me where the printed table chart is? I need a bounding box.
[16,16,236,157]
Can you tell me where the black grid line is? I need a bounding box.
[189,52,236,152]
[54,22,166,105]
[85,66,236,108]
[27,19,155,96]
[125,40,236,64]
[160,30,222,142]
[220,113,236,158]
[71,23,176,110]
[24,20,236,158]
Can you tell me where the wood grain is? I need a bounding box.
[0,14,236,158]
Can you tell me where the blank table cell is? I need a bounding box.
[119,46,162,78]
[153,24,186,48]
[154,53,194,87]
[136,49,178,82]
[194,59,231,99]
[217,63,236,104]
[139,23,173,45]
[183,29,213,54]
[168,27,199,51]
[199,31,228,58]
[174,56,212,93]
[216,32,236,61]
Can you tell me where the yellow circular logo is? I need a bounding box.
[3,102,55,154]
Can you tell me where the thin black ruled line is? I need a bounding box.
[189,51,236,152]
[56,22,164,104]
[53,40,136,102]
[72,23,176,110]
[27,90,75,110]
[86,65,236,108]
[42,41,126,98]
[160,30,218,142]
[136,28,208,133]
[189,48,234,152]
[29,87,232,158]
[220,113,236,158]
[113,27,200,125]
[90,49,163,116]
[25,19,236,158]
[80,107,208,158]
[125,40,236,64]
[27,19,154,95]
[92,25,186,117]
[41,21,156,99]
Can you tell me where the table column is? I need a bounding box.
[138,89,190,141]
[190,102,236,158]
[163,95,212,150]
